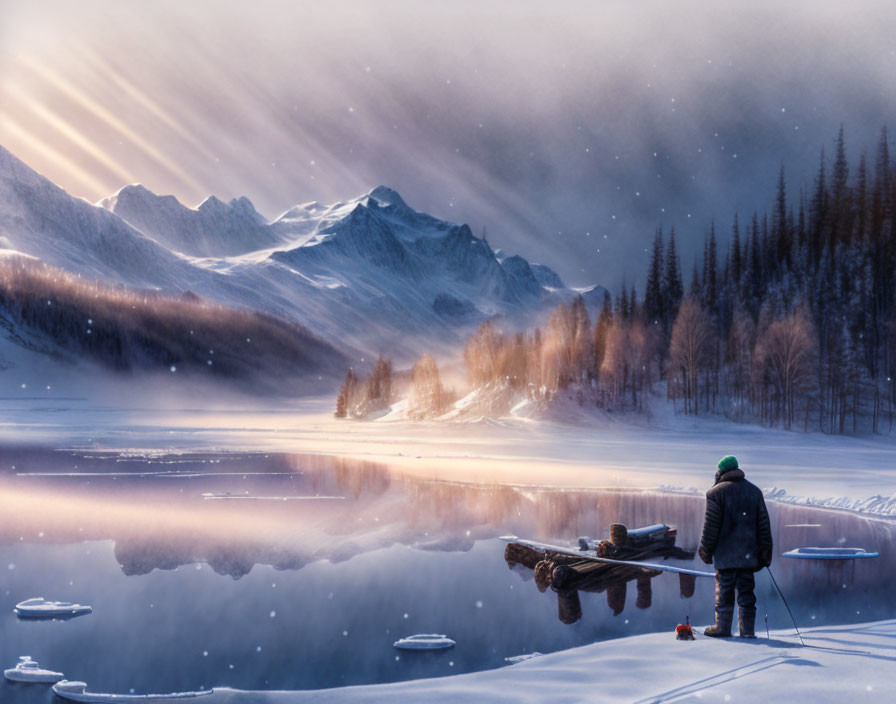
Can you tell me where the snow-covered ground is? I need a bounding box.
[200,620,895,702]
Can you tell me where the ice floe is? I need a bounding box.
[4,656,64,683]
[52,680,213,701]
[14,597,93,618]
[393,634,456,650]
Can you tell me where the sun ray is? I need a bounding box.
[73,43,219,164]
[0,114,111,197]
[7,83,134,185]
[17,55,205,193]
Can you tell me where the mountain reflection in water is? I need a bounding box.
[1,448,894,588]
[1,448,894,695]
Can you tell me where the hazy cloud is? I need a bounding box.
[1,0,894,287]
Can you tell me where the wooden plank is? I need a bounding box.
[501,535,714,578]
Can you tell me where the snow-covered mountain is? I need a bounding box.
[100,185,278,256]
[0,143,605,362]
[0,144,190,290]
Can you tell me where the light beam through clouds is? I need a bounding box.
[1,0,894,287]
[15,54,205,193]
[7,83,133,185]
[0,113,111,196]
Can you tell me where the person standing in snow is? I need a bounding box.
[698,455,773,638]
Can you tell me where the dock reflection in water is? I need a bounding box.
[504,523,700,624]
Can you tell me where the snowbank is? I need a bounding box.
[201,620,895,702]
[763,487,896,518]
[659,484,896,519]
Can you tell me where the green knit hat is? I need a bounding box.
[717,455,739,472]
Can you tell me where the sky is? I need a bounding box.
[1,0,895,288]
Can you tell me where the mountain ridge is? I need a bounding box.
[0,143,606,364]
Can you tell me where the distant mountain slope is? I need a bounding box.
[0,255,347,394]
[101,185,280,256]
[0,144,190,289]
[0,143,606,361]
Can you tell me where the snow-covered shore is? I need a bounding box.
[762,488,896,518]
[201,620,894,703]
[659,484,896,520]
[4,395,896,516]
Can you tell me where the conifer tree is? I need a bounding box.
[643,228,665,326]
[688,260,701,299]
[729,213,742,290]
[616,282,629,319]
[855,153,868,242]
[810,148,828,265]
[663,227,684,325]
[774,166,791,267]
[830,125,850,248]
[703,222,718,313]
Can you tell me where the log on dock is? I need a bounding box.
[504,522,696,593]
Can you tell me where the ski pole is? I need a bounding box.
[766,567,804,646]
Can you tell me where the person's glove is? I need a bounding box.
[758,546,773,568]
[698,547,713,565]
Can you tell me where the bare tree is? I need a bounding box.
[409,353,446,419]
[753,305,818,429]
[359,356,393,415]
[600,319,628,407]
[668,298,714,414]
[725,309,756,418]
[464,321,502,386]
[335,368,359,418]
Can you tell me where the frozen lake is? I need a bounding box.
[2,396,896,504]
[1,449,894,700]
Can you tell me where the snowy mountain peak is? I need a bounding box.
[100,183,181,212]
[367,185,408,209]
[530,263,566,289]
[0,145,604,359]
[0,149,186,289]
[228,196,267,225]
[103,185,278,257]
[0,142,63,192]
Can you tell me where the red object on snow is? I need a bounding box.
[676,623,695,640]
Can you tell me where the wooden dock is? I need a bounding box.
[504,523,697,623]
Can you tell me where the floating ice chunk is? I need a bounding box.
[4,656,64,683]
[393,634,456,650]
[52,680,213,701]
[14,597,93,619]
[504,652,543,664]
[201,492,345,501]
[782,547,879,560]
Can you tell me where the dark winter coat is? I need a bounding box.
[699,468,773,571]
